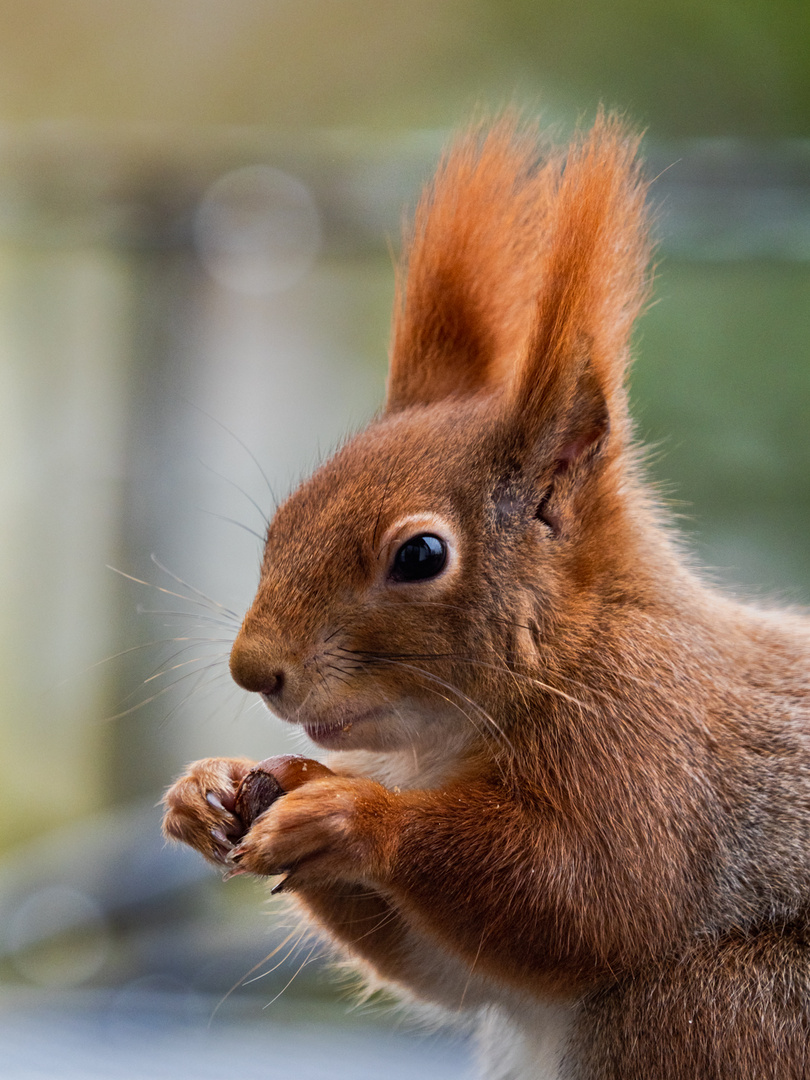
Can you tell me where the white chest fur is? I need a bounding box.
[475,1001,576,1080]
[326,742,578,1078]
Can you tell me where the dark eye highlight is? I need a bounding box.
[390,534,448,583]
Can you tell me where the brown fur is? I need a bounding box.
[163,113,810,1078]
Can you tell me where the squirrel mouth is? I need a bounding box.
[301,718,354,745]
[300,706,384,747]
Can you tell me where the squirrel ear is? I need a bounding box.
[541,356,610,474]
[543,357,611,494]
[508,112,650,461]
[385,112,650,422]
[385,116,556,413]
[384,261,498,412]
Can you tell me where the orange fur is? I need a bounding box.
[163,114,810,1079]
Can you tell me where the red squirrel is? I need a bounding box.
[163,112,810,1078]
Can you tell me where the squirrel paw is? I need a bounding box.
[227,775,394,888]
[162,756,255,865]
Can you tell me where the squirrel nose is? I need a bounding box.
[258,669,286,698]
[263,669,285,697]
[229,635,287,697]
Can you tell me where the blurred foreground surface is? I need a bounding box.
[0,798,472,1078]
[0,989,474,1079]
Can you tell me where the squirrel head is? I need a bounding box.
[230,112,654,759]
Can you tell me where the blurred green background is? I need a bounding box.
[0,0,807,1074]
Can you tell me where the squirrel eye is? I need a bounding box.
[390,534,448,583]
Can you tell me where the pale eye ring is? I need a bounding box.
[389,534,448,583]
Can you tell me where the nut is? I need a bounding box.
[233,754,333,827]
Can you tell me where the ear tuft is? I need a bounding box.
[511,111,651,442]
[385,110,652,426]
[386,113,561,412]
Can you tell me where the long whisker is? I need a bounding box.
[339,646,596,714]
[196,508,267,544]
[210,927,303,1025]
[340,650,458,661]
[348,605,664,708]
[142,650,232,685]
[359,654,516,759]
[144,638,230,676]
[197,456,272,528]
[418,681,513,771]
[262,940,322,1009]
[452,656,598,713]
[458,927,488,1011]
[155,667,235,731]
[105,640,229,713]
[105,657,230,722]
[349,906,403,944]
[136,607,239,630]
[242,929,309,986]
[383,597,536,633]
[50,634,227,689]
[150,555,242,621]
[187,400,278,509]
[320,664,354,689]
[107,564,240,624]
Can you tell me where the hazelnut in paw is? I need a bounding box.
[162,756,256,865]
[234,755,334,826]
[228,775,396,890]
